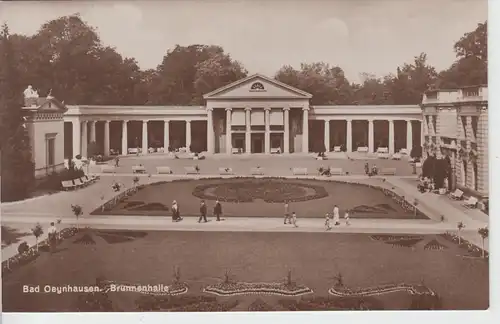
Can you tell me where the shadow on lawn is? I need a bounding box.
[1,226,31,249]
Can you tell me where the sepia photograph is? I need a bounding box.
[0,0,491,316]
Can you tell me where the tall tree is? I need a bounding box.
[352,73,394,105]
[436,21,487,88]
[0,24,35,202]
[193,52,247,104]
[275,62,353,105]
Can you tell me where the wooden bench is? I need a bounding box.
[329,168,343,175]
[128,148,139,154]
[219,167,234,175]
[357,147,369,153]
[231,148,242,154]
[61,180,76,191]
[156,166,173,174]
[271,147,281,154]
[132,165,147,174]
[333,146,342,152]
[250,167,264,175]
[377,147,390,159]
[184,166,199,174]
[379,168,397,175]
[292,168,308,175]
[101,165,116,173]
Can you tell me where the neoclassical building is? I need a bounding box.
[421,85,488,196]
[60,74,423,159]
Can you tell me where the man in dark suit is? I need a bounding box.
[199,200,208,223]
[214,199,222,221]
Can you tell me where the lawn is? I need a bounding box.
[92,178,428,219]
[2,230,488,311]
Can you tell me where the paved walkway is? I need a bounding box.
[1,172,489,262]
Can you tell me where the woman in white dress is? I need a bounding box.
[333,205,340,225]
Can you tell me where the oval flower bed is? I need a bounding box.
[328,283,435,298]
[2,227,79,277]
[204,281,313,297]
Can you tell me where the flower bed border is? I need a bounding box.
[203,281,313,297]
[439,232,489,259]
[328,283,435,298]
[2,227,79,277]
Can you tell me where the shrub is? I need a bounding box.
[17,242,29,254]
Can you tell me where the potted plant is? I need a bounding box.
[31,223,44,252]
[477,227,488,258]
[71,204,83,229]
[457,222,465,244]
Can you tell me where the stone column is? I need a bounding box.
[420,120,424,149]
[72,120,81,157]
[302,107,309,153]
[206,109,214,154]
[477,108,488,195]
[164,120,170,151]
[435,110,443,158]
[406,120,413,152]
[186,120,192,152]
[346,119,352,153]
[104,121,110,156]
[226,108,232,154]
[388,119,394,154]
[81,121,88,157]
[90,121,96,143]
[121,120,128,155]
[283,107,290,153]
[245,107,251,154]
[324,119,330,152]
[142,120,148,154]
[265,108,271,154]
[465,116,474,189]
[368,119,374,153]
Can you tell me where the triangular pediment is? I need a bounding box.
[203,74,312,100]
[23,97,68,113]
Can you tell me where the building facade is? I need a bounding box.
[421,85,488,196]
[61,74,423,158]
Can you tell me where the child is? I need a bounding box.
[344,209,351,226]
[291,212,298,228]
[325,213,332,231]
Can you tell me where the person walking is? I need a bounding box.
[214,199,222,221]
[47,222,58,254]
[344,209,351,226]
[325,213,332,231]
[283,201,291,224]
[172,200,182,222]
[364,162,370,175]
[333,205,340,226]
[114,156,120,167]
[199,200,208,223]
[291,212,298,228]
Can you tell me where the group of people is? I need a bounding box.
[364,162,378,176]
[171,199,223,222]
[283,202,351,230]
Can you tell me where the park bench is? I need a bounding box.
[128,148,139,155]
[132,165,147,174]
[379,168,397,175]
[101,165,116,173]
[292,167,308,176]
[449,189,464,200]
[231,148,242,154]
[73,178,86,189]
[329,168,344,175]
[399,148,409,155]
[377,147,390,159]
[219,167,234,175]
[357,146,369,153]
[333,146,342,152]
[184,166,199,174]
[61,180,76,191]
[271,147,281,154]
[391,153,402,160]
[251,167,264,175]
[463,196,478,208]
[156,166,173,174]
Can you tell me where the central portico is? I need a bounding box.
[203,74,312,154]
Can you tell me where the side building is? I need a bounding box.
[421,85,488,197]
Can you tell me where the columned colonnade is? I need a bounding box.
[318,118,422,153]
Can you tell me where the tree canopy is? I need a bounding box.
[0,15,487,106]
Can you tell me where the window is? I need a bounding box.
[250,82,265,91]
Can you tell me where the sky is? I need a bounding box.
[0,0,488,83]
